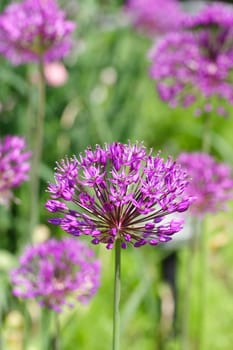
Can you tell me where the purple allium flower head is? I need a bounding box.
[0,0,75,65]
[125,0,184,37]
[149,2,233,116]
[46,142,193,249]
[11,238,101,312]
[177,152,233,215]
[0,135,31,205]
[184,2,233,29]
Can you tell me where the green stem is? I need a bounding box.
[196,218,207,350]
[0,305,2,350]
[181,217,199,350]
[41,307,50,350]
[112,239,121,350]
[54,312,60,350]
[202,112,212,154]
[195,110,212,349]
[29,56,46,239]
[22,303,31,350]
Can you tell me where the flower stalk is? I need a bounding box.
[181,217,199,350]
[29,56,45,237]
[196,218,207,350]
[202,112,212,154]
[54,313,61,350]
[113,239,121,350]
[196,111,212,350]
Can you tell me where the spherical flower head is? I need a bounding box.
[184,2,233,29]
[46,142,193,249]
[177,152,233,215]
[149,2,233,117]
[0,0,76,65]
[125,0,184,37]
[11,238,101,312]
[0,135,31,206]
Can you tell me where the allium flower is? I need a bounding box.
[0,0,75,65]
[46,142,193,249]
[11,238,101,312]
[149,2,233,116]
[0,135,31,205]
[177,152,233,215]
[125,0,184,36]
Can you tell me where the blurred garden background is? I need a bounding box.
[1,0,233,349]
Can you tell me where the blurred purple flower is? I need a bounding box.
[11,238,101,312]
[125,0,184,37]
[0,0,75,65]
[0,135,31,205]
[177,152,233,215]
[149,2,233,116]
[184,2,233,29]
[46,142,193,249]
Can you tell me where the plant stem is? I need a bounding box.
[181,217,199,350]
[41,307,50,350]
[195,111,212,349]
[54,312,60,350]
[202,112,212,154]
[196,218,207,350]
[0,305,2,350]
[29,56,46,239]
[112,239,121,350]
[22,303,31,350]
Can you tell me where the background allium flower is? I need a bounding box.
[125,0,184,36]
[0,135,31,205]
[184,2,233,29]
[46,142,192,249]
[0,0,75,65]
[177,152,233,215]
[11,238,101,312]
[149,3,233,116]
